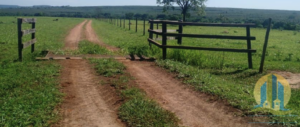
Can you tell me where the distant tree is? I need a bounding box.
[273,22,285,29]
[156,14,167,20]
[296,24,300,31]
[104,13,111,18]
[34,12,43,16]
[157,0,207,21]
[148,15,155,20]
[125,13,134,19]
[95,8,103,18]
[284,23,296,30]
[134,13,142,19]
[59,13,66,17]
[168,14,181,20]
[141,14,149,20]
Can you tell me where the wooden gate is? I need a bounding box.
[148,20,256,69]
[17,18,36,61]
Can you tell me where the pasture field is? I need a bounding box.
[0,15,299,126]
[0,17,84,126]
[93,19,300,126]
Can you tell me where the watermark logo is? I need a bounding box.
[254,74,291,111]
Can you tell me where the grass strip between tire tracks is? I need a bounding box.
[89,58,180,127]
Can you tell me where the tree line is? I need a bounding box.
[1,6,300,30]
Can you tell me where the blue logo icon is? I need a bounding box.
[254,74,291,111]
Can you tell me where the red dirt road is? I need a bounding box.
[85,20,119,52]
[55,20,124,127]
[57,60,124,127]
[56,20,262,127]
[121,60,256,127]
[64,20,87,50]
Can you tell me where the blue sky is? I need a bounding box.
[2,0,300,11]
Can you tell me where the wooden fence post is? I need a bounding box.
[120,18,121,27]
[149,20,154,47]
[156,23,159,38]
[143,19,146,35]
[129,19,131,30]
[17,18,23,61]
[136,17,138,32]
[177,20,183,45]
[259,18,272,73]
[246,26,253,69]
[123,18,125,28]
[162,22,167,60]
[31,21,35,53]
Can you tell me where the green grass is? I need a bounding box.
[78,40,111,55]
[0,61,61,126]
[0,16,84,126]
[92,19,155,57]
[60,40,112,55]
[89,58,125,77]
[92,19,300,126]
[89,58,179,127]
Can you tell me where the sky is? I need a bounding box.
[2,0,300,11]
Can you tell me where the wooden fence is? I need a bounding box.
[101,18,147,35]
[148,20,257,69]
[17,18,36,61]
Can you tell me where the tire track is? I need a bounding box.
[64,20,87,50]
[85,20,119,52]
[121,60,259,127]
[55,20,124,127]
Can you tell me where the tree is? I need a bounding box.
[157,0,207,21]
[142,14,149,20]
[156,14,167,20]
[125,13,134,19]
[104,13,111,18]
[134,13,142,19]
[95,7,103,18]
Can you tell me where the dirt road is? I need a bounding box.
[85,20,119,52]
[64,20,87,50]
[84,19,260,127]
[56,20,124,127]
[121,61,256,127]
[56,20,260,127]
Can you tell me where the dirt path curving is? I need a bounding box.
[55,19,263,127]
[85,20,260,127]
[64,20,87,50]
[121,60,258,127]
[85,20,120,52]
[55,21,124,127]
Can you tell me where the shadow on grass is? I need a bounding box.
[211,68,248,75]
[211,68,261,79]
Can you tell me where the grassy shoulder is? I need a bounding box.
[0,60,62,126]
[89,58,179,127]
[156,59,300,126]
[0,17,84,126]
